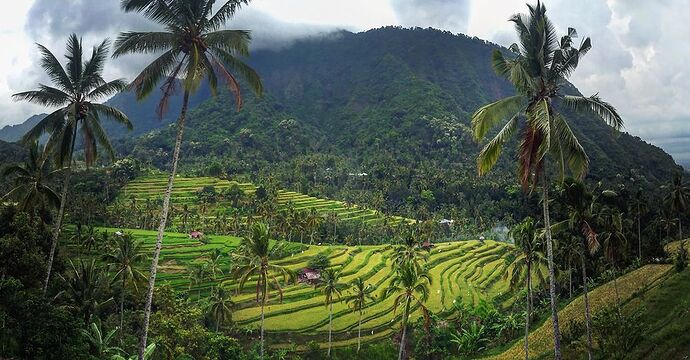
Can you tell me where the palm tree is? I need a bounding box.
[391,228,428,272]
[631,189,648,259]
[319,268,343,356]
[346,278,374,353]
[470,3,623,358]
[555,179,600,360]
[13,34,131,294]
[187,262,207,298]
[81,319,123,358]
[1,141,61,220]
[205,249,225,281]
[665,172,690,241]
[57,259,113,324]
[113,2,262,354]
[505,216,547,360]
[207,285,234,332]
[597,205,627,312]
[103,234,147,340]
[233,223,293,359]
[383,263,432,360]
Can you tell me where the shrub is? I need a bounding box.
[674,241,687,272]
[592,305,645,360]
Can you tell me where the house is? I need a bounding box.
[189,230,204,240]
[298,268,321,285]
[439,219,454,226]
[422,240,435,249]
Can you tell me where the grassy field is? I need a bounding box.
[68,227,519,349]
[117,175,415,228]
[484,264,673,360]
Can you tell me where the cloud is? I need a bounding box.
[391,0,471,33]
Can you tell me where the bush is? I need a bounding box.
[674,241,687,272]
[592,305,645,360]
[307,252,331,270]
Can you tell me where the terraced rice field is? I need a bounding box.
[82,227,518,349]
[118,176,414,228]
[487,264,673,360]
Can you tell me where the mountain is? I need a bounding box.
[110,27,680,222]
[1,27,681,222]
[0,114,46,142]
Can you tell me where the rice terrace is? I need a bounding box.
[2,0,690,359]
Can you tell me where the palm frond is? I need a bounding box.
[562,94,623,130]
[90,103,133,130]
[471,95,525,141]
[205,1,249,31]
[211,47,263,97]
[12,85,71,107]
[36,43,73,92]
[113,32,177,57]
[553,113,588,179]
[477,114,519,176]
[88,79,127,100]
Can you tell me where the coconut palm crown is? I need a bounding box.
[114,0,263,115]
[472,1,622,187]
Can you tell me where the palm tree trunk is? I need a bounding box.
[43,125,77,295]
[568,263,572,299]
[260,297,266,360]
[541,173,562,360]
[398,298,410,360]
[580,251,593,360]
[679,217,683,241]
[328,302,333,357]
[524,262,531,360]
[357,310,362,352]
[637,205,642,259]
[120,276,126,344]
[138,91,190,360]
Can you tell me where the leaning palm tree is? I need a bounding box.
[383,262,432,360]
[665,172,690,241]
[103,234,147,340]
[470,3,623,358]
[1,141,61,220]
[505,216,547,360]
[113,2,262,355]
[233,223,293,359]
[13,34,131,294]
[207,285,234,332]
[346,278,375,353]
[319,268,343,357]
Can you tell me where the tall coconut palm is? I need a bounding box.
[470,3,623,358]
[1,141,61,220]
[597,205,627,312]
[13,34,131,294]
[207,285,234,332]
[555,179,600,360]
[346,278,375,353]
[630,189,648,259]
[319,268,343,357]
[505,216,547,360]
[391,228,428,272]
[665,172,690,241]
[233,223,293,359]
[384,263,432,360]
[114,2,262,355]
[103,234,147,340]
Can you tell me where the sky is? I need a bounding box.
[1,0,689,166]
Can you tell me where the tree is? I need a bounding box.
[103,234,147,340]
[630,189,648,259]
[81,319,123,358]
[384,263,432,360]
[555,179,600,360]
[392,228,429,273]
[319,268,343,357]
[597,205,627,313]
[0,141,61,221]
[505,216,547,360]
[665,172,690,241]
[207,285,234,332]
[13,34,131,294]
[346,277,375,353]
[470,3,623,358]
[57,259,113,325]
[113,1,263,354]
[187,262,207,298]
[233,223,293,359]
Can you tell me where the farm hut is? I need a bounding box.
[189,230,204,240]
[299,268,321,285]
